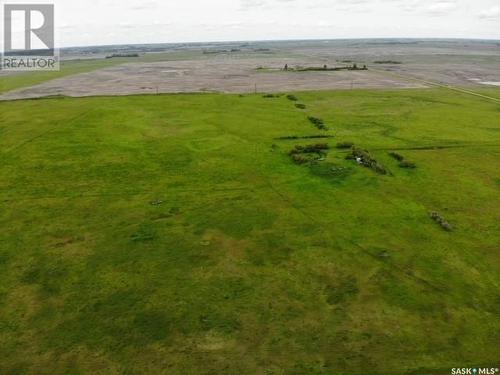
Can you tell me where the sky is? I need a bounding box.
[3,0,500,47]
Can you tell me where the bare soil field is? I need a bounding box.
[0,57,423,100]
[1,39,499,99]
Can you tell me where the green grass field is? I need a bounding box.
[0,88,499,374]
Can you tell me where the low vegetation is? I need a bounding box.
[399,160,417,169]
[430,211,453,231]
[347,147,388,174]
[274,135,334,140]
[106,53,140,58]
[308,116,329,130]
[389,151,405,161]
[373,60,403,64]
[289,143,329,164]
[336,141,354,149]
[289,143,330,164]
[290,143,329,154]
[285,64,368,71]
[389,151,417,168]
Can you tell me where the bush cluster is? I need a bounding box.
[289,143,329,164]
[348,147,387,175]
[295,103,307,109]
[291,154,309,164]
[290,143,329,155]
[336,142,354,149]
[399,161,416,169]
[275,135,333,140]
[286,94,298,101]
[389,151,417,168]
[388,152,404,161]
[430,212,453,231]
[308,116,328,130]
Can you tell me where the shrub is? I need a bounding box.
[295,103,306,109]
[291,154,309,164]
[286,94,298,101]
[302,143,329,153]
[308,116,328,130]
[308,116,323,126]
[301,135,333,139]
[262,94,276,98]
[275,135,333,140]
[389,152,405,161]
[289,144,330,165]
[399,161,416,169]
[336,142,354,149]
[372,163,388,175]
[351,147,371,161]
[290,143,329,155]
[430,212,453,231]
[349,147,387,175]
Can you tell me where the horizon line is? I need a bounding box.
[60,36,500,50]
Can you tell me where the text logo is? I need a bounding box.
[452,368,499,375]
[1,3,59,70]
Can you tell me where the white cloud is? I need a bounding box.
[131,2,159,11]
[478,6,500,19]
[425,1,458,15]
[30,0,500,47]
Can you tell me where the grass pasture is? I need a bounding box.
[0,88,499,374]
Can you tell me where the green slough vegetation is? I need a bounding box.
[0,88,499,374]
